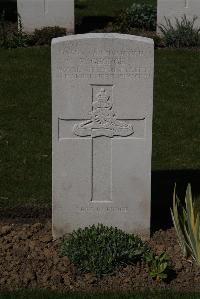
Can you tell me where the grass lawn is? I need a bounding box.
[153,49,200,170]
[1,290,200,299]
[0,47,51,207]
[0,47,200,207]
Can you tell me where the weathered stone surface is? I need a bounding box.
[157,0,200,33]
[52,33,154,239]
[17,0,74,33]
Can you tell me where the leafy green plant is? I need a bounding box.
[145,252,170,281]
[60,224,148,277]
[29,26,66,46]
[171,184,200,265]
[159,15,200,48]
[116,3,156,32]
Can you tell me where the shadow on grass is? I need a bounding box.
[151,169,200,234]
[76,16,114,33]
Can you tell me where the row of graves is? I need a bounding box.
[16,0,200,33]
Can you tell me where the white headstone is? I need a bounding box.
[17,0,74,33]
[157,0,200,33]
[52,33,154,239]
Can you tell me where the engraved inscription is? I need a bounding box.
[60,47,148,57]
[73,88,134,138]
[57,65,152,80]
[55,44,153,80]
[79,207,128,212]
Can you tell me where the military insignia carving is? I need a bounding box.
[73,88,134,138]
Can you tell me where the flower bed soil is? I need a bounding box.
[1,219,200,292]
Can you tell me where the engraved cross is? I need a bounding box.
[44,0,48,15]
[184,0,189,8]
[58,85,144,202]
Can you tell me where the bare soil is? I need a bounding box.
[1,219,200,292]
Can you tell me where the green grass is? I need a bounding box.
[0,47,51,207]
[0,48,200,207]
[1,290,200,299]
[153,49,200,170]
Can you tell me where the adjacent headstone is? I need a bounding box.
[17,0,74,33]
[52,33,154,239]
[157,0,200,33]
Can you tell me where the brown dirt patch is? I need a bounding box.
[1,220,200,292]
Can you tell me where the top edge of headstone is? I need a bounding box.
[52,33,154,46]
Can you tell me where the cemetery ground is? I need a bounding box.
[0,0,200,296]
[0,47,199,209]
[1,291,200,299]
[1,221,200,293]
[0,46,200,293]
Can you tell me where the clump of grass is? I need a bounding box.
[159,15,200,48]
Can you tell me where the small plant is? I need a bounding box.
[60,224,149,277]
[145,252,170,281]
[159,15,200,48]
[171,184,200,265]
[30,26,66,46]
[116,3,156,32]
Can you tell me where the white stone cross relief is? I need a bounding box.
[184,0,189,8]
[43,0,48,15]
[59,85,144,203]
[52,34,154,239]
